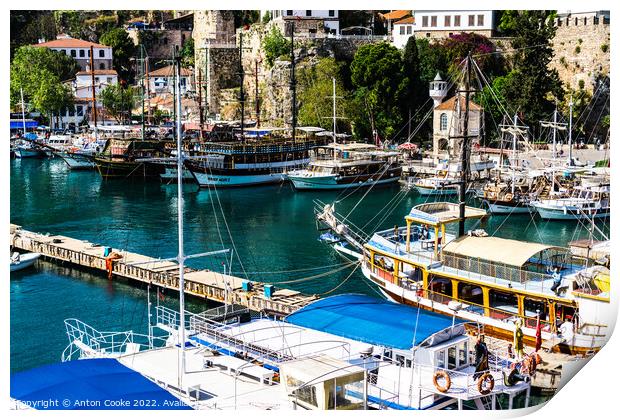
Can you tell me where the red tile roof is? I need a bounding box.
[380,10,411,21]
[435,95,482,111]
[395,16,415,25]
[148,65,193,77]
[34,37,109,49]
[76,69,118,76]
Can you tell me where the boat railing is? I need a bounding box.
[314,199,370,251]
[62,318,168,362]
[156,305,197,331]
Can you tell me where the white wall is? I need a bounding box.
[49,46,113,61]
[271,10,340,33]
[393,23,415,49]
[413,10,494,32]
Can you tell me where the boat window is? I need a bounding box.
[458,341,468,367]
[396,355,405,366]
[429,276,452,298]
[524,298,548,320]
[447,346,457,370]
[489,289,518,320]
[436,350,446,368]
[295,385,318,407]
[406,358,412,368]
[458,283,483,305]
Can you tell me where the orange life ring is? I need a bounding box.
[433,370,452,393]
[477,372,495,395]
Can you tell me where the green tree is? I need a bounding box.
[500,11,563,130]
[233,10,260,28]
[99,83,135,123]
[100,28,136,84]
[10,46,79,107]
[262,26,290,67]
[297,57,351,133]
[350,42,408,141]
[180,37,194,68]
[31,71,74,121]
[416,38,449,85]
[10,11,57,57]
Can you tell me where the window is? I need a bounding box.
[477,14,484,26]
[422,16,428,27]
[87,49,90,57]
[70,49,76,57]
[431,16,437,27]
[440,113,448,131]
[406,26,412,35]
[328,10,335,17]
[445,16,451,27]
[95,77,99,83]
[426,33,431,38]
[99,63,105,70]
[447,346,457,369]
[286,10,293,16]
[454,15,461,26]
[400,26,405,35]
[98,49,105,58]
[306,10,311,17]
[468,15,475,26]
[68,107,75,117]
[79,49,85,58]
[458,341,468,367]
[107,77,112,84]
[436,350,446,368]
[76,105,83,117]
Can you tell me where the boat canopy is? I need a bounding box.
[442,236,562,268]
[406,202,487,227]
[285,294,463,350]
[10,358,191,410]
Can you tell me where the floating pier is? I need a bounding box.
[10,224,318,315]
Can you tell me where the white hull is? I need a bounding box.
[289,175,400,190]
[414,185,459,196]
[160,168,195,184]
[10,253,41,272]
[485,201,531,214]
[193,172,286,187]
[534,206,610,220]
[15,148,46,159]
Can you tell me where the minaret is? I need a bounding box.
[429,72,448,108]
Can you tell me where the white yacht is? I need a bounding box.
[530,183,610,220]
[287,143,402,190]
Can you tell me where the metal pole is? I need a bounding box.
[174,48,186,390]
[205,44,210,117]
[255,60,260,130]
[458,54,471,237]
[568,95,573,165]
[512,113,518,195]
[198,69,204,140]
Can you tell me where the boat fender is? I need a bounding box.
[477,372,495,395]
[505,193,513,201]
[432,370,452,393]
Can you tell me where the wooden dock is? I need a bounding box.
[10,224,318,315]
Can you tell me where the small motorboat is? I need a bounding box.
[10,252,41,272]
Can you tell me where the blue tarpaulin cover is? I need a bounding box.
[285,294,459,350]
[10,358,192,410]
[10,120,38,130]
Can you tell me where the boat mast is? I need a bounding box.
[239,30,245,141]
[511,113,518,195]
[89,46,98,140]
[174,48,187,389]
[141,45,145,142]
[290,21,297,141]
[458,54,472,237]
[20,86,27,135]
[332,77,337,143]
[568,95,573,165]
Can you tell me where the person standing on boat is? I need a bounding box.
[550,267,563,295]
[514,319,524,360]
[473,334,489,379]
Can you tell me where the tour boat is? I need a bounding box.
[530,183,610,220]
[94,138,168,179]
[185,136,321,188]
[287,143,402,190]
[412,175,460,196]
[10,252,41,272]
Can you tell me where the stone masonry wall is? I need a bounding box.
[550,16,610,92]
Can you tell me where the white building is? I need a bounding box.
[34,34,114,71]
[412,10,495,40]
[265,10,340,35]
[147,65,194,96]
[392,16,415,49]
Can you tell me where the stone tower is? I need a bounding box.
[193,11,238,117]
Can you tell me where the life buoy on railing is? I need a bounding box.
[477,372,495,395]
[433,370,452,393]
[504,193,514,201]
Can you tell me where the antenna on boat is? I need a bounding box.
[174,46,187,389]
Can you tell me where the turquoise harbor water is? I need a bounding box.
[10,158,608,373]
